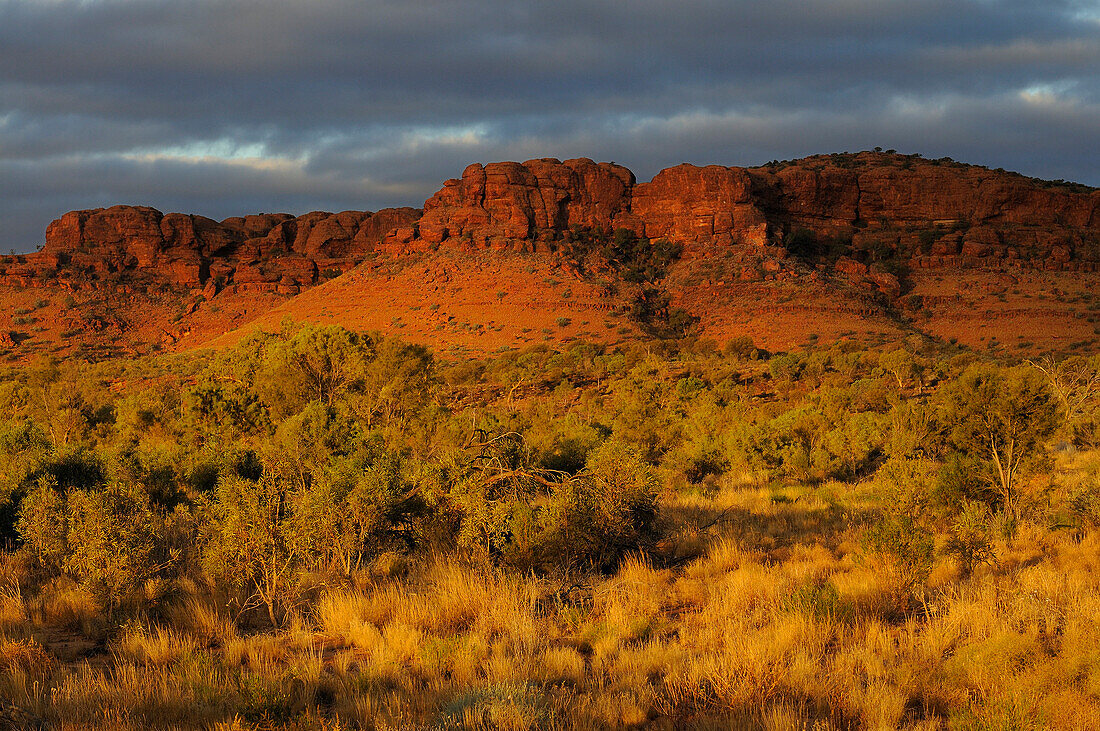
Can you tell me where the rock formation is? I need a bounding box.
[9,205,421,291]
[3,151,1097,300]
[413,158,634,250]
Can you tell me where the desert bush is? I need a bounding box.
[0,419,51,541]
[767,352,803,382]
[540,441,659,571]
[284,449,419,576]
[562,226,681,283]
[938,365,1060,520]
[442,432,657,572]
[722,335,759,360]
[859,515,934,612]
[201,472,299,627]
[524,415,603,474]
[18,479,162,614]
[944,500,996,576]
[3,321,1100,726]
[873,456,939,520]
[934,452,998,514]
[887,400,944,460]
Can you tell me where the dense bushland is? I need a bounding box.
[1,323,1099,728]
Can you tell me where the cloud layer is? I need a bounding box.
[2,0,1098,251]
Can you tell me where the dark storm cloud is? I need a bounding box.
[1,0,1098,251]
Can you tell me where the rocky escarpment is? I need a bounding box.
[409,158,635,250]
[749,153,1100,279]
[392,152,1098,297]
[403,158,770,253]
[395,153,1098,269]
[3,151,1097,301]
[2,205,421,294]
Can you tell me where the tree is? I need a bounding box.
[879,349,928,394]
[201,473,296,627]
[349,338,437,433]
[1029,356,1100,446]
[940,365,1059,521]
[254,323,372,418]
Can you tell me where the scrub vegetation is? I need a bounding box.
[1,321,1099,729]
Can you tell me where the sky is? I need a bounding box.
[1,0,1098,252]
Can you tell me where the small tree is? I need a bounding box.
[944,500,995,577]
[18,480,160,616]
[64,483,159,614]
[861,515,934,613]
[201,473,296,627]
[284,452,414,576]
[545,441,659,571]
[1029,356,1100,447]
[940,365,1059,522]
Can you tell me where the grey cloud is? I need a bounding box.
[0,0,1097,251]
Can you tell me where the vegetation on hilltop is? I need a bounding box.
[0,323,1099,728]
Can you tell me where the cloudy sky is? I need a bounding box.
[1,0,1098,252]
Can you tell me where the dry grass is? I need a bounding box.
[26,577,103,635]
[0,583,28,637]
[3,460,1100,728]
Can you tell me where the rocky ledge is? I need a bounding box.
[3,151,1096,299]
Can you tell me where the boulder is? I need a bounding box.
[835,257,869,278]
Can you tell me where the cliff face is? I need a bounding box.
[401,152,1099,275]
[627,164,769,248]
[6,151,1098,297]
[414,158,635,248]
[21,206,421,291]
[763,157,1098,229]
[748,154,1100,274]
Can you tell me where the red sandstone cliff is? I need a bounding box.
[5,152,1097,299]
[413,158,634,249]
[397,152,1099,276]
[20,205,421,291]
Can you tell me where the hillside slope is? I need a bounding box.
[1,151,1097,360]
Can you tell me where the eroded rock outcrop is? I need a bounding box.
[413,158,634,249]
[407,153,1098,276]
[19,205,421,290]
[5,152,1098,302]
[748,152,1100,277]
[628,164,769,248]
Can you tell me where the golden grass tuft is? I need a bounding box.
[115,624,199,666]
[0,637,55,676]
[0,583,28,636]
[162,595,237,645]
[28,577,102,634]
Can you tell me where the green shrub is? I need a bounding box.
[540,441,659,571]
[860,515,934,613]
[18,479,161,614]
[944,501,996,576]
